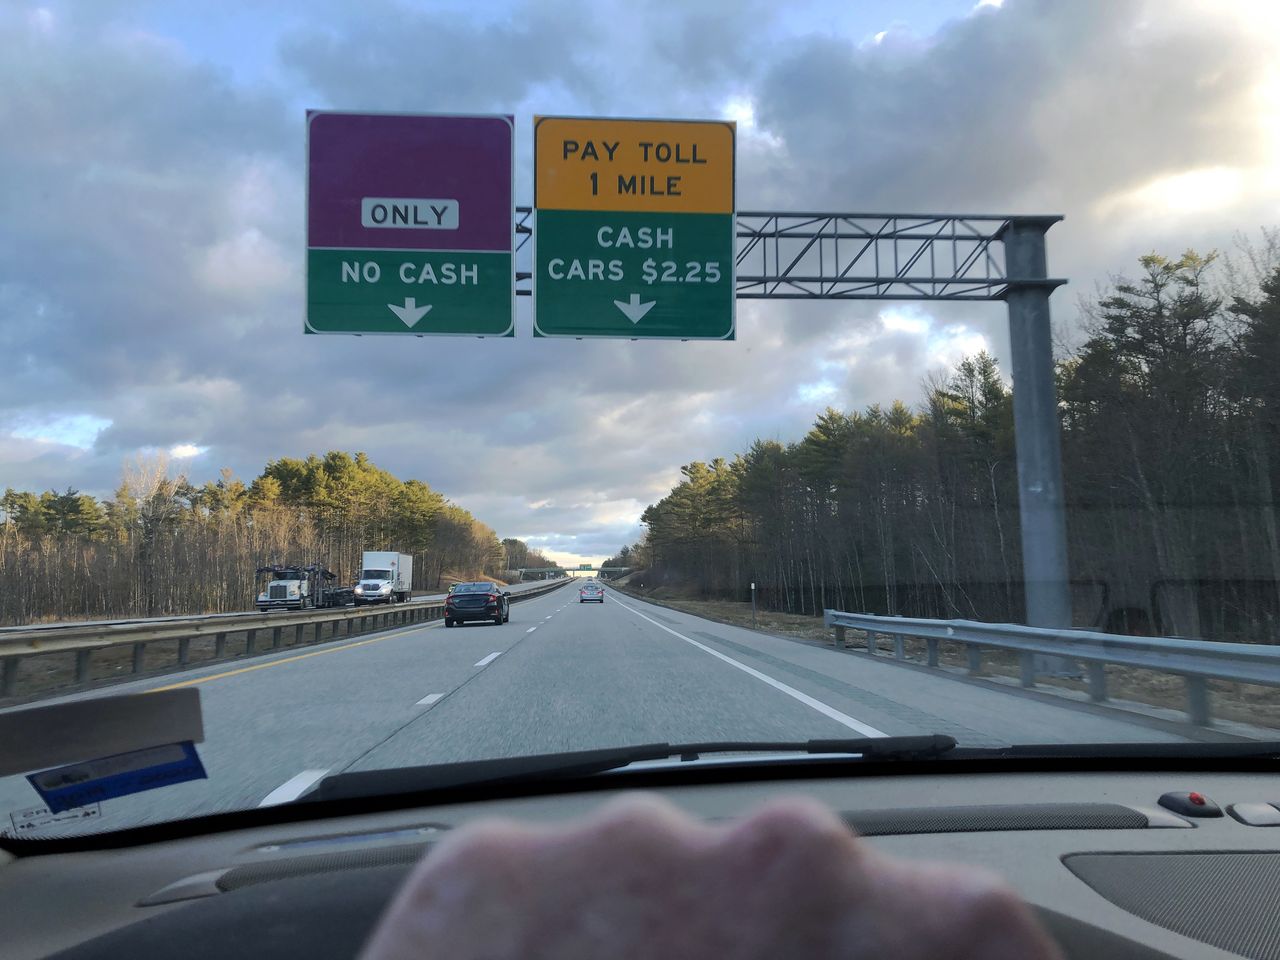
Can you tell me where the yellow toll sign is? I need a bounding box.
[535,117,735,214]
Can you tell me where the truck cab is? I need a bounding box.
[256,566,311,611]
[354,566,395,605]
[354,551,412,605]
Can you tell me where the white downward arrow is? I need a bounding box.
[387,297,432,327]
[613,293,656,324]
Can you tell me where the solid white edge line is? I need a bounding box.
[612,599,887,738]
[416,692,444,706]
[474,651,502,667]
[259,768,329,807]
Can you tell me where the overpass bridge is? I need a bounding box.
[516,566,632,579]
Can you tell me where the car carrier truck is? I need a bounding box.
[255,564,353,611]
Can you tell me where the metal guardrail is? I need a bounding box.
[0,580,569,701]
[0,582,545,639]
[823,610,1280,727]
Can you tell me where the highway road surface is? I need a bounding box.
[0,584,1228,836]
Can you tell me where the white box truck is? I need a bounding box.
[354,551,413,605]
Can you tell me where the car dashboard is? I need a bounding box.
[3,764,1280,959]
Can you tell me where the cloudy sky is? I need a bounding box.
[2,0,1279,564]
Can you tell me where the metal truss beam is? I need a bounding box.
[514,208,1063,301]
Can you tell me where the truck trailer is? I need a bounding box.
[354,551,413,605]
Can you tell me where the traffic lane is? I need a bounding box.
[610,595,1198,746]
[0,587,570,833]
[349,589,867,772]
[140,585,574,818]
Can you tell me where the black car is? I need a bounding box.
[444,582,510,627]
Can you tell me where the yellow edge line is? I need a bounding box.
[149,620,441,692]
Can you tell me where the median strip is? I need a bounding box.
[149,620,444,692]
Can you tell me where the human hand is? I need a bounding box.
[362,794,1061,960]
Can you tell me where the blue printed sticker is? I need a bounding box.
[28,741,206,813]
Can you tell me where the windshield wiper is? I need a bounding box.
[305,734,957,804]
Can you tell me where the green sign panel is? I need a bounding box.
[307,250,514,335]
[533,212,733,339]
[533,116,735,340]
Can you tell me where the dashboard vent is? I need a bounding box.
[216,842,429,892]
[844,803,1148,836]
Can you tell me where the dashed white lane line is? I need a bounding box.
[526,626,538,633]
[612,599,887,738]
[416,692,444,706]
[259,769,329,807]
[474,651,502,667]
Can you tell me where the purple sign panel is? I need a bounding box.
[307,112,513,251]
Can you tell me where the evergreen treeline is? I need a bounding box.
[610,250,1280,642]
[0,450,549,624]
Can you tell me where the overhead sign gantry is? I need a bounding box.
[302,111,1072,647]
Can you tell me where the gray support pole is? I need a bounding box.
[1004,220,1071,628]
[1003,219,1075,676]
[76,649,92,682]
[1186,676,1211,726]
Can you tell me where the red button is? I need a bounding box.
[1189,792,1206,806]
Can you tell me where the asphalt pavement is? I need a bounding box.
[0,582,1218,836]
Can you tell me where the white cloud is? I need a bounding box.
[195,227,294,300]
[1094,166,1246,221]
[880,308,930,335]
[169,443,207,459]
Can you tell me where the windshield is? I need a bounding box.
[2,0,1278,839]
